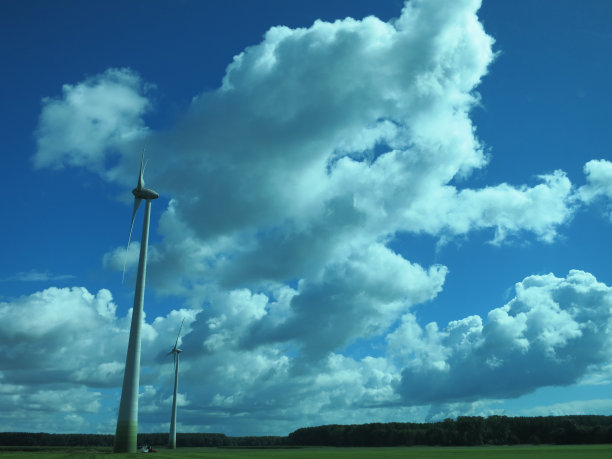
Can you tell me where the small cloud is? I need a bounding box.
[576,159,612,220]
[33,67,151,172]
[102,242,140,272]
[1,270,75,282]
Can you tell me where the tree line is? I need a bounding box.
[1,415,611,447]
[288,415,612,447]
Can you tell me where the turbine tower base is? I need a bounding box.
[114,420,138,452]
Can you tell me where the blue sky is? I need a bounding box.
[1,0,612,436]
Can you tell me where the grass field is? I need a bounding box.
[1,444,611,459]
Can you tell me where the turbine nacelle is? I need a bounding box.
[132,150,159,200]
[133,187,159,200]
[167,318,185,357]
[122,148,158,282]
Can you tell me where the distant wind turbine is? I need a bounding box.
[167,318,184,449]
[114,151,159,453]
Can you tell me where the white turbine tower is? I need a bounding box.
[114,152,159,453]
[167,318,184,449]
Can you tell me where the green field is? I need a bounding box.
[1,445,611,459]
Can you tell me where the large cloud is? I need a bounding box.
[34,0,580,305]
[98,0,576,306]
[157,0,495,245]
[393,270,612,404]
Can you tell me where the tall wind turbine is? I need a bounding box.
[114,152,159,453]
[167,318,184,449]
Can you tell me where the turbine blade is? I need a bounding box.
[166,350,173,356]
[174,318,185,349]
[122,197,142,283]
[137,149,145,190]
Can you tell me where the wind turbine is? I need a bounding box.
[167,318,184,449]
[114,152,159,453]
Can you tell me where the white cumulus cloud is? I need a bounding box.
[394,270,612,405]
[34,68,151,172]
[576,159,612,220]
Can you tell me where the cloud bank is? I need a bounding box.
[2,269,610,433]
